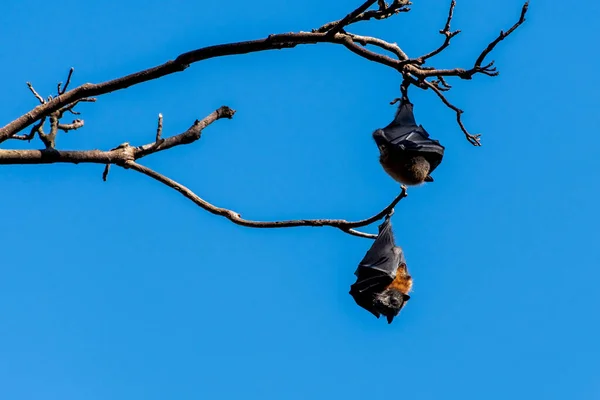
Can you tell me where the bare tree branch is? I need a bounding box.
[58,119,85,132]
[124,159,407,239]
[9,118,46,142]
[0,1,528,148]
[407,1,528,82]
[57,67,75,96]
[0,104,405,238]
[474,2,528,70]
[325,0,379,36]
[57,98,96,117]
[26,82,45,104]
[0,0,529,238]
[419,0,460,63]
[316,0,411,33]
[0,30,405,143]
[421,79,481,146]
[0,106,236,164]
[346,32,408,60]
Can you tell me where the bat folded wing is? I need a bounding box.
[349,218,403,317]
[373,99,445,173]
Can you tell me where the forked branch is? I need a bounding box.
[0,1,528,146]
[0,0,529,237]
[124,160,407,239]
[0,105,405,239]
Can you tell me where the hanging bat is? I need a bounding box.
[349,217,412,324]
[373,98,445,185]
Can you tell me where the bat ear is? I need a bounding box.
[403,294,411,301]
[424,175,434,182]
[386,315,395,324]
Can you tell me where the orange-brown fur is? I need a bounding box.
[386,263,413,295]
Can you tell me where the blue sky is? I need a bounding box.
[1,0,599,399]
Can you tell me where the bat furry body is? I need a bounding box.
[379,151,432,186]
[349,218,412,324]
[373,99,444,185]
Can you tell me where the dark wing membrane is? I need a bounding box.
[349,218,400,317]
[350,281,383,317]
[376,100,445,173]
[350,268,393,318]
[383,101,420,142]
[390,128,445,172]
[372,101,417,147]
[355,217,400,277]
[350,268,393,296]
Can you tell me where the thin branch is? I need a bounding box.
[57,67,75,95]
[346,32,408,60]
[0,106,236,164]
[122,160,407,238]
[422,80,481,146]
[135,106,235,159]
[0,103,405,239]
[325,0,379,36]
[57,98,96,118]
[9,118,46,142]
[0,31,406,142]
[316,0,411,32]
[342,228,378,239]
[437,75,451,89]
[26,82,45,104]
[408,1,528,80]
[441,0,455,33]
[429,75,452,92]
[419,0,461,63]
[474,2,528,69]
[58,119,85,132]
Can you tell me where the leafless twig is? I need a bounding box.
[419,0,461,63]
[422,80,481,146]
[0,106,236,164]
[58,119,85,132]
[57,68,74,96]
[326,0,379,36]
[316,0,411,33]
[9,118,46,142]
[26,82,45,104]
[347,32,408,60]
[473,2,528,72]
[124,159,407,239]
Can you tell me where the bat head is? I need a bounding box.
[373,288,411,324]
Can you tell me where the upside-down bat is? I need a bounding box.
[349,217,412,324]
[373,98,445,185]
